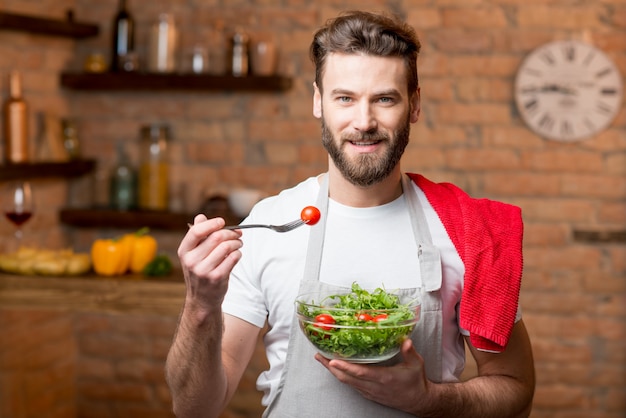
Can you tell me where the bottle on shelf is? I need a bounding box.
[61,118,81,160]
[109,142,138,211]
[138,124,170,211]
[230,27,249,77]
[148,13,178,73]
[2,71,29,164]
[110,0,135,72]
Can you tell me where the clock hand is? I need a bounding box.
[540,84,577,95]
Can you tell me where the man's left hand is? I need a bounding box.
[315,339,430,414]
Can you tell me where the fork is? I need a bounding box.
[223,219,306,232]
[188,218,306,233]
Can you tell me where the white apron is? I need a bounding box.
[263,174,443,418]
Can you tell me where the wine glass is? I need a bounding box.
[3,181,34,246]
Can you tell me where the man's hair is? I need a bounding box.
[310,10,421,94]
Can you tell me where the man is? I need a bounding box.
[166,10,535,418]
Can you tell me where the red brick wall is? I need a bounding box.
[0,0,624,417]
[0,309,77,418]
[73,313,179,418]
[0,306,266,418]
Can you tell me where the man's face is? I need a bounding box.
[313,53,420,187]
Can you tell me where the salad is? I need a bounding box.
[296,283,419,361]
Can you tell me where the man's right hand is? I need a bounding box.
[178,215,244,311]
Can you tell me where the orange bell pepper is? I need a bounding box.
[128,227,158,274]
[91,235,133,276]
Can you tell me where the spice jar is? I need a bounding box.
[138,124,170,211]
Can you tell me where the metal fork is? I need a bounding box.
[188,219,306,233]
[223,219,306,232]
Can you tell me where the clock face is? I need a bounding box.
[514,40,623,141]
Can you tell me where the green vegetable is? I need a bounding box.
[298,283,418,360]
[142,254,173,277]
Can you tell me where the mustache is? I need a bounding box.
[342,131,390,142]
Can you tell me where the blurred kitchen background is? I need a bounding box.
[0,0,624,417]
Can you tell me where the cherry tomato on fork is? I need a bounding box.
[300,206,321,225]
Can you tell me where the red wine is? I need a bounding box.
[5,211,32,226]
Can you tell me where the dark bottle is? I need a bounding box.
[110,0,135,72]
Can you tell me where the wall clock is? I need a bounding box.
[514,40,623,142]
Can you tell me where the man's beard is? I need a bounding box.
[321,116,411,187]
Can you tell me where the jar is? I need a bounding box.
[83,53,107,73]
[148,13,178,73]
[189,45,209,74]
[138,124,170,211]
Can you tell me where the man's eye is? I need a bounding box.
[338,96,352,103]
[378,97,394,103]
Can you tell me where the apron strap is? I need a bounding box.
[401,174,442,292]
[301,173,329,285]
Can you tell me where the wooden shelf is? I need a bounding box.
[59,203,241,231]
[60,72,293,92]
[573,229,626,244]
[0,159,96,181]
[59,208,194,231]
[0,11,99,38]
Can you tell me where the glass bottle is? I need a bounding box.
[138,124,170,211]
[109,142,137,211]
[230,28,249,77]
[111,0,135,72]
[3,71,29,163]
[61,118,80,160]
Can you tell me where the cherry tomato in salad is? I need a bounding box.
[373,313,389,322]
[300,206,321,226]
[356,313,373,322]
[313,313,335,331]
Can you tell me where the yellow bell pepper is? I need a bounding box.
[128,227,158,274]
[91,235,133,276]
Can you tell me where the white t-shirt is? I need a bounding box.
[223,176,467,405]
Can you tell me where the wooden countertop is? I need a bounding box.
[0,272,185,316]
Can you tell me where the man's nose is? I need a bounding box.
[352,102,377,132]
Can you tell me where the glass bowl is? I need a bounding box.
[295,288,421,364]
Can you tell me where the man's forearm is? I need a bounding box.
[412,321,535,417]
[416,374,533,418]
[165,304,228,418]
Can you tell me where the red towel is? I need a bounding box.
[409,173,523,352]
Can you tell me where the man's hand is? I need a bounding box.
[316,320,535,418]
[178,215,243,312]
[315,339,431,414]
[166,215,248,418]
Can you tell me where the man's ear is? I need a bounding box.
[313,82,322,119]
[410,87,421,123]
